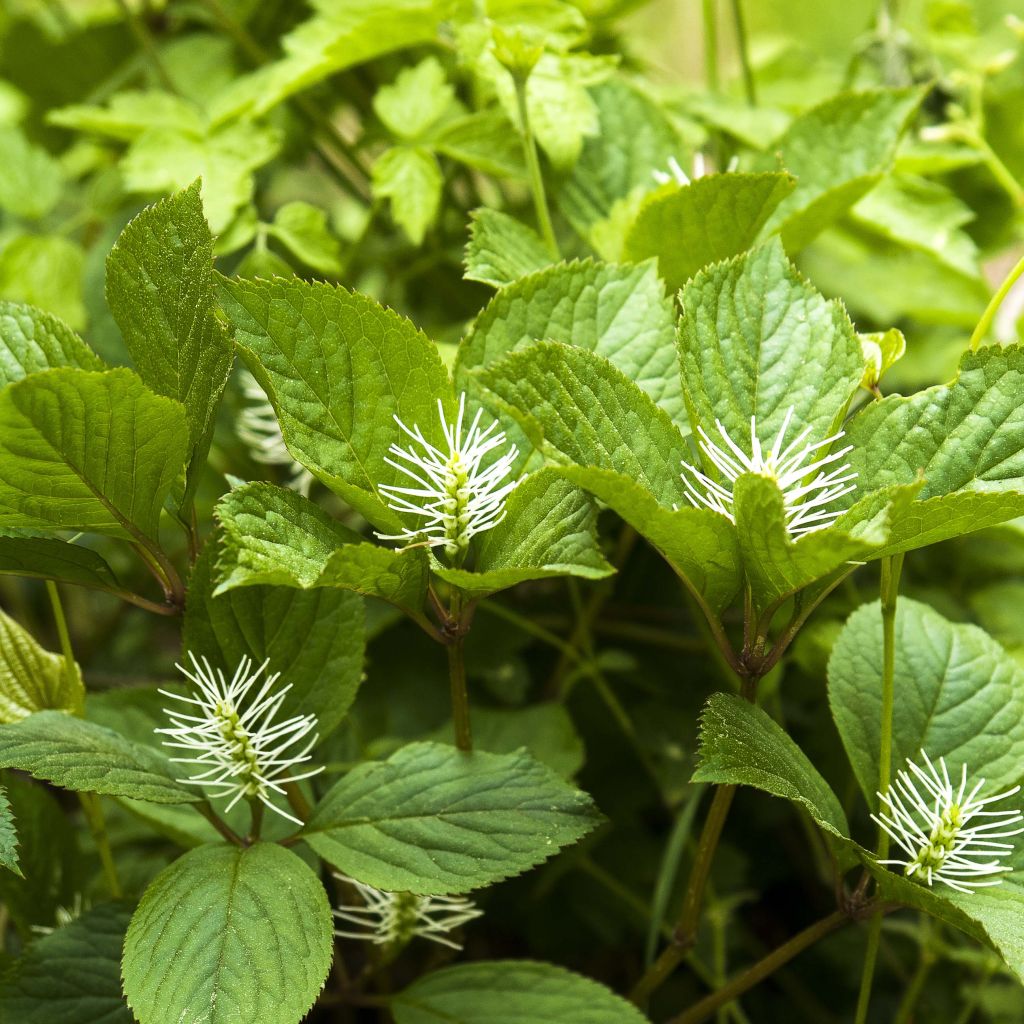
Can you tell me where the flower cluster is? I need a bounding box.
[873,751,1024,894]
[157,653,322,825]
[333,873,482,951]
[681,407,857,538]
[377,393,519,562]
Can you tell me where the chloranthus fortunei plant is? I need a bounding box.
[2,2,1024,1023]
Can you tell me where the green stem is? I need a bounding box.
[666,911,851,1024]
[45,580,75,680]
[969,252,1024,351]
[78,792,123,899]
[512,74,559,258]
[113,0,176,92]
[853,552,904,1024]
[283,781,313,823]
[447,590,473,751]
[729,0,756,105]
[198,801,244,846]
[892,920,934,1024]
[248,798,265,843]
[702,0,720,92]
[976,136,1024,209]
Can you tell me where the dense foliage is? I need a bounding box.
[0,1,1024,1022]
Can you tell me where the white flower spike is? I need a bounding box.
[873,751,1024,894]
[157,654,322,826]
[377,392,520,562]
[333,873,482,951]
[680,407,857,538]
[236,371,314,495]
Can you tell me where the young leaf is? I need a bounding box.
[392,960,651,1024]
[0,368,188,541]
[829,598,1024,805]
[464,208,551,288]
[372,145,443,245]
[0,711,199,804]
[0,300,103,387]
[0,902,132,1022]
[0,126,63,220]
[679,239,864,445]
[184,536,366,737]
[122,843,333,1024]
[268,201,343,276]
[217,276,451,530]
[302,742,602,894]
[0,530,119,591]
[0,782,19,876]
[458,260,683,423]
[374,56,454,141]
[106,182,232,502]
[623,172,795,291]
[0,236,87,330]
[0,608,84,722]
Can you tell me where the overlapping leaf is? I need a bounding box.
[0,608,84,722]
[0,300,102,387]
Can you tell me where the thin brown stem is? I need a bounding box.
[447,589,473,751]
[198,801,244,846]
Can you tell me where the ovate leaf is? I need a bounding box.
[0,608,84,721]
[0,783,19,876]
[393,960,651,1024]
[374,56,454,141]
[303,742,602,894]
[464,208,551,288]
[0,368,188,541]
[0,126,62,220]
[0,301,102,387]
[0,530,119,591]
[372,145,443,245]
[122,843,333,1024]
[268,201,343,276]
[0,236,86,330]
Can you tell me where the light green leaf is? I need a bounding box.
[432,109,527,178]
[0,608,83,722]
[217,275,451,530]
[0,301,102,386]
[123,843,333,1024]
[372,145,443,245]
[464,208,551,288]
[859,327,906,392]
[0,236,86,330]
[302,741,602,894]
[185,535,366,737]
[679,239,864,444]
[0,368,188,541]
[432,470,613,600]
[106,182,232,501]
[214,482,430,619]
[48,90,203,141]
[624,173,795,291]
[0,783,19,876]
[829,598,1024,805]
[374,56,455,140]
[268,201,343,276]
[0,903,131,1022]
[0,531,118,591]
[0,126,62,219]
[393,960,651,1024]
[459,260,683,423]
[758,86,925,250]
[693,692,854,866]
[0,711,198,804]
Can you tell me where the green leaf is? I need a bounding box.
[217,275,451,530]
[0,903,132,1022]
[48,90,202,141]
[829,598,1024,806]
[0,126,62,220]
[842,344,1024,554]
[0,301,102,387]
[0,530,119,590]
[0,608,84,722]
[0,236,86,330]
[432,470,613,600]
[679,239,864,445]
[0,368,188,541]
[0,711,199,804]
[268,201,343,276]
[432,109,527,179]
[106,183,232,502]
[372,145,443,245]
[0,783,19,876]
[758,86,925,250]
[464,208,551,288]
[393,960,651,1024]
[214,482,430,619]
[623,173,795,291]
[692,692,854,867]
[459,260,683,424]
[185,534,366,737]
[122,843,333,1024]
[374,56,455,141]
[302,741,602,894]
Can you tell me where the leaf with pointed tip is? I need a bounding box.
[0,301,102,387]
[0,609,84,722]
[623,173,795,291]
[432,470,613,600]
[458,260,683,423]
[214,482,429,619]
[218,275,451,530]
[0,530,118,591]
[0,783,19,876]
[123,843,333,1024]
[464,208,551,288]
[302,742,602,894]
[106,182,232,504]
[679,240,864,445]
[0,368,188,541]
